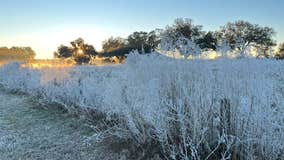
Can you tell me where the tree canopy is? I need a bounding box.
[101,30,160,57]
[54,38,98,64]
[172,18,204,41]
[102,37,126,53]
[219,20,276,55]
[196,31,218,50]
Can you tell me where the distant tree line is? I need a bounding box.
[0,47,36,60]
[55,18,284,64]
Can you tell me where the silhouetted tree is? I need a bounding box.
[54,38,97,64]
[127,31,149,53]
[102,37,126,52]
[126,31,160,53]
[172,18,204,42]
[54,45,73,58]
[102,47,134,58]
[219,20,276,55]
[196,31,218,50]
[147,30,161,51]
[71,38,98,64]
[71,38,84,52]
[84,44,97,56]
[102,31,160,57]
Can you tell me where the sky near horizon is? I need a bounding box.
[0,0,284,59]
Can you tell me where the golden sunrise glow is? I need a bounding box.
[21,60,75,69]
[0,61,5,67]
[0,27,117,59]
[77,49,84,54]
[18,55,121,69]
[207,52,220,60]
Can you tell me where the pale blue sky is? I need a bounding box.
[0,0,283,58]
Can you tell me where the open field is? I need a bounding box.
[0,53,283,159]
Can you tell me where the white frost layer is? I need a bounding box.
[0,53,283,159]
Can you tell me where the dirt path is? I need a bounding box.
[0,91,100,160]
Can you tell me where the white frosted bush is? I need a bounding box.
[0,62,41,94]
[0,54,283,159]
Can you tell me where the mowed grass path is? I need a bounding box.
[0,91,101,160]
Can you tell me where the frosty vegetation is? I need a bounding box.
[157,19,277,60]
[0,18,283,159]
[0,50,283,159]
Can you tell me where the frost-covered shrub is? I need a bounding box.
[0,62,41,94]
[159,36,202,58]
[0,54,283,159]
